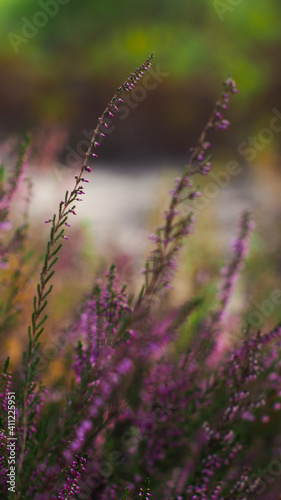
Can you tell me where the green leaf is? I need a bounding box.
[50,244,62,258]
[37,300,48,316]
[47,257,58,272]
[57,216,68,229]
[54,229,64,243]
[121,488,129,500]
[41,285,53,301]
[4,357,10,372]
[34,328,45,342]
[35,315,48,332]
[0,164,6,183]
[43,270,55,286]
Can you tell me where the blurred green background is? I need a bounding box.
[1,0,281,162]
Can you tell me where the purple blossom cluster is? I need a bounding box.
[217,211,255,320]
[54,258,280,499]
[57,453,87,499]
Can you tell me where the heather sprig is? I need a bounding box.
[194,210,254,360]
[0,136,31,331]
[0,176,33,333]
[17,53,154,487]
[134,77,238,315]
[118,478,151,500]
[73,264,133,383]
[0,428,8,497]
[0,134,31,234]
[216,210,254,323]
[182,328,281,499]
[57,452,87,500]
[138,477,151,499]
[121,488,130,500]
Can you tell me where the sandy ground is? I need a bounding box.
[28,164,161,256]
[23,162,281,258]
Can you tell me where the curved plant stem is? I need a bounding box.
[16,53,154,492]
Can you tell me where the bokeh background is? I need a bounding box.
[1,0,281,374]
[1,0,281,160]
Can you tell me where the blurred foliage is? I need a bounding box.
[147,166,281,351]
[1,0,281,87]
[1,0,281,159]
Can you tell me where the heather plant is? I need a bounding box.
[0,136,32,325]
[1,54,281,500]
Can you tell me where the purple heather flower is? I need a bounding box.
[216,211,254,322]
[189,191,202,199]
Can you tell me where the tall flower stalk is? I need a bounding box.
[216,210,255,323]
[129,78,238,323]
[17,54,154,487]
[194,211,255,361]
